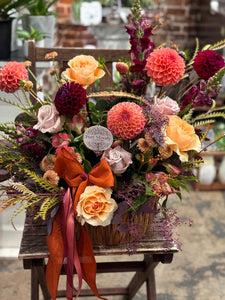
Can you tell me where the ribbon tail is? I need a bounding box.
[46,210,64,300]
[77,224,108,300]
[63,188,83,300]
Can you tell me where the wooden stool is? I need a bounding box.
[18,216,178,300]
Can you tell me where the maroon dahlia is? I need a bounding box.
[193,49,225,80]
[54,82,86,116]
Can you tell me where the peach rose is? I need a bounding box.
[61,55,105,88]
[165,115,201,162]
[76,185,118,226]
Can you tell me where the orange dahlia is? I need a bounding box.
[107,102,146,140]
[0,61,28,93]
[145,48,185,86]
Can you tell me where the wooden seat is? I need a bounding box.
[27,38,130,94]
[18,215,178,300]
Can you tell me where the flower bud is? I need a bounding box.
[116,62,129,74]
[23,81,33,91]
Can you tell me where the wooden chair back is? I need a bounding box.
[27,39,130,93]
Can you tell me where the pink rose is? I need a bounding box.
[153,96,180,115]
[52,133,71,148]
[101,146,132,174]
[34,104,63,134]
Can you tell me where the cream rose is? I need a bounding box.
[165,115,201,162]
[76,185,118,226]
[61,55,105,88]
[101,146,132,174]
[154,96,180,115]
[34,104,63,134]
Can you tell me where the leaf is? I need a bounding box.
[83,159,92,173]
[129,195,148,212]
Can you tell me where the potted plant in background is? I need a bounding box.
[21,0,59,47]
[0,0,27,59]
[16,25,49,57]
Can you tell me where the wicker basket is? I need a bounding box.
[84,196,158,246]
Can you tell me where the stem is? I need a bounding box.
[86,98,93,126]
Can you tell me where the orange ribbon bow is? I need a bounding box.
[46,148,114,300]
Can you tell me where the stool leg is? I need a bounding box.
[146,269,156,300]
[31,267,39,300]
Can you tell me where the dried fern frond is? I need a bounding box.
[193,119,215,128]
[0,96,34,117]
[199,133,225,154]
[24,169,60,192]
[8,180,37,197]
[190,111,225,125]
[182,157,204,170]
[209,39,225,51]
[0,195,25,213]
[34,196,59,220]
[0,133,19,148]
[182,107,195,122]
[87,91,144,102]
[186,38,199,67]
[207,67,225,87]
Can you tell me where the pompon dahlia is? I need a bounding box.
[193,49,225,80]
[107,102,146,140]
[54,81,86,116]
[0,61,28,93]
[145,48,185,86]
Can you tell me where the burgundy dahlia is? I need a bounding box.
[193,50,225,80]
[54,82,86,116]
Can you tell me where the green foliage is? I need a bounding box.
[16,25,49,42]
[25,0,59,16]
[0,0,28,19]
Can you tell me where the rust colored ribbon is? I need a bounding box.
[46,148,114,300]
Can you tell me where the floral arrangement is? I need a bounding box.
[1,0,225,299]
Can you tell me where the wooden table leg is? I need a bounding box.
[127,255,159,300]
[31,266,39,300]
[146,269,156,300]
[32,259,51,300]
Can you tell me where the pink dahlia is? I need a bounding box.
[107,102,146,140]
[193,49,225,80]
[54,81,86,116]
[0,61,28,93]
[145,48,185,86]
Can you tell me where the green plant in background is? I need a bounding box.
[25,0,59,16]
[0,0,28,19]
[16,25,49,41]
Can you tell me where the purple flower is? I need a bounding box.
[17,137,27,144]
[143,26,154,38]
[125,26,136,38]
[132,59,146,74]
[54,82,86,116]
[20,142,45,158]
[25,126,39,138]
[140,37,151,51]
[193,49,225,80]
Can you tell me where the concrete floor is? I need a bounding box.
[0,189,225,300]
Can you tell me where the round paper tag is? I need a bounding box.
[83,125,113,152]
